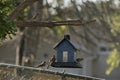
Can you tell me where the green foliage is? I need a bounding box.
[17,7,29,21]
[106,48,120,75]
[53,25,67,36]
[0,0,17,41]
[105,3,120,74]
[110,13,120,36]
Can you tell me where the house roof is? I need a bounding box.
[54,38,77,50]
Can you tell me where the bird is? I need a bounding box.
[76,58,84,63]
[23,54,35,65]
[35,61,46,68]
[49,55,56,63]
[47,55,56,69]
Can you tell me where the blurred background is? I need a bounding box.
[0,0,120,80]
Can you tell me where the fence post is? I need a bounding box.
[61,70,66,80]
[61,75,66,80]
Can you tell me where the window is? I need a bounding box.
[98,43,112,54]
[99,46,112,54]
[63,51,68,62]
[100,47,107,52]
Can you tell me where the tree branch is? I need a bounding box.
[16,20,96,28]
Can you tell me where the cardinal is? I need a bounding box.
[35,61,46,68]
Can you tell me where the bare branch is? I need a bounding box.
[16,20,96,28]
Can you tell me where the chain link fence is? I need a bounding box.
[0,63,105,80]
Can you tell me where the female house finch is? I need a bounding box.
[47,55,56,69]
[49,55,56,63]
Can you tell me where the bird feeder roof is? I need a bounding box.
[54,37,77,51]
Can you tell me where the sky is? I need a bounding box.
[47,0,119,8]
[47,0,97,8]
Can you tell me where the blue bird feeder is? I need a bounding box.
[51,35,82,68]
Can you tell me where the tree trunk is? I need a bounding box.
[22,0,44,66]
[15,0,44,77]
